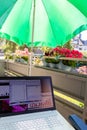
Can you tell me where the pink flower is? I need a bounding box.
[15,48,29,57]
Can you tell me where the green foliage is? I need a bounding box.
[63,40,73,50]
[62,60,77,67]
[8,55,13,60]
[21,56,28,62]
[45,58,59,64]
[77,61,87,67]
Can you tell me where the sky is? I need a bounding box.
[80,30,87,40]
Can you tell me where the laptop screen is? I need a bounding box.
[0,76,55,117]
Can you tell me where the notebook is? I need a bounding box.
[0,76,74,130]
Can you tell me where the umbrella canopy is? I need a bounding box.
[68,0,87,17]
[0,0,17,28]
[0,0,87,48]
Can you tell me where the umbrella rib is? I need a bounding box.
[41,0,58,44]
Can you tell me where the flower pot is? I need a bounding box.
[63,64,73,72]
[57,61,64,69]
[55,60,73,71]
[49,63,56,68]
[55,63,59,69]
[43,60,49,67]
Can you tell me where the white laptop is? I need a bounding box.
[0,76,74,130]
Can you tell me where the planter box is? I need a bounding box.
[49,63,56,68]
[0,60,5,76]
[5,61,29,76]
[31,66,87,121]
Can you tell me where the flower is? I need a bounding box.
[15,48,29,57]
[15,48,30,63]
[50,47,83,58]
[76,66,87,75]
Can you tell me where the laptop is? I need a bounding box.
[0,76,74,130]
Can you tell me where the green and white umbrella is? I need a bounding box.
[0,0,17,28]
[0,0,87,48]
[68,0,87,17]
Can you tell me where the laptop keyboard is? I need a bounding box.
[0,115,63,130]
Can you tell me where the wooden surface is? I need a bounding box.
[44,56,87,62]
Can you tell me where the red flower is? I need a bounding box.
[51,47,83,58]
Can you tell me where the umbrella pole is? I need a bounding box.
[28,0,36,76]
